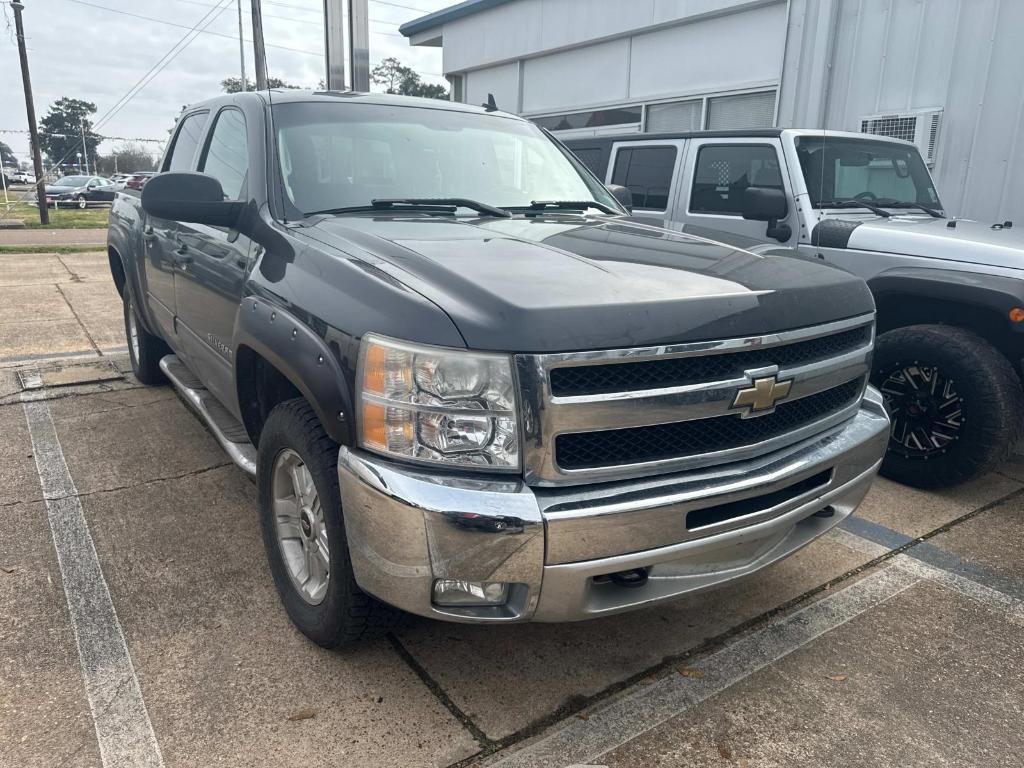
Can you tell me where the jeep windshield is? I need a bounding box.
[796,135,942,212]
[271,101,619,218]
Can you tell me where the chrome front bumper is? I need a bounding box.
[338,388,890,624]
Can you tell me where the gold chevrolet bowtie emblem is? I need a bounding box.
[732,375,793,416]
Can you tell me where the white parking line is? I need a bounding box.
[22,395,164,768]
[487,565,921,768]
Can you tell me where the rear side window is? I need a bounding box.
[200,109,248,200]
[610,146,676,210]
[165,112,208,172]
[690,145,782,215]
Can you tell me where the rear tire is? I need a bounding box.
[257,398,400,647]
[872,325,1024,488]
[123,289,168,385]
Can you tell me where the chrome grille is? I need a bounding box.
[515,314,874,486]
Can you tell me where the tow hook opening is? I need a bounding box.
[594,567,650,589]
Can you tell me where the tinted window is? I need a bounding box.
[200,109,248,200]
[610,146,676,210]
[690,145,782,215]
[165,112,208,172]
[533,106,642,132]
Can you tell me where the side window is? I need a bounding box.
[199,109,248,200]
[610,145,676,210]
[164,112,208,172]
[690,145,782,215]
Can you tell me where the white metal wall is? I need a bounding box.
[778,0,1024,222]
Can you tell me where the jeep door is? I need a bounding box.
[142,110,208,339]
[677,139,797,248]
[173,106,253,412]
[605,139,685,227]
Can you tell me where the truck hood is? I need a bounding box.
[839,215,1024,270]
[301,215,873,352]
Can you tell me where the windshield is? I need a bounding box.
[272,102,618,216]
[796,136,941,210]
[54,176,91,186]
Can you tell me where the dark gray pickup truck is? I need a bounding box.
[107,91,888,647]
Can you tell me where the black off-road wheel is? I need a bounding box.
[872,325,1024,488]
[123,289,168,385]
[257,398,401,648]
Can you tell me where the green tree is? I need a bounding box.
[220,75,299,93]
[39,98,101,173]
[96,144,158,175]
[371,57,448,100]
[0,141,18,170]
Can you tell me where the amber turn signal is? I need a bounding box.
[1010,308,1024,323]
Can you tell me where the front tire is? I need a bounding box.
[257,399,400,647]
[123,289,168,385]
[873,325,1024,488]
[76,195,87,209]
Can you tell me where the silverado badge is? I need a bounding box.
[732,373,793,417]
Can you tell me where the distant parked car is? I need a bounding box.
[110,173,131,188]
[124,172,154,191]
[44,175,117,208]
[10,170,36,185]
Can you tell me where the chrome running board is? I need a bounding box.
[160,355,257,477]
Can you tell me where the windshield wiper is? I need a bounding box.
[372,198,511,217]
[873,199,945,218]
[307,198,511,218]
[817,199,892,218]
[517,200,620,215]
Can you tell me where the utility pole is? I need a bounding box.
[236,0,247,91]
[11,0,49,224]
[250,0,268,90]
[324,0,369,91]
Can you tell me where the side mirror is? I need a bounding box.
[606,184,633,213]
[142,171,244,229]
[742,187,791,242]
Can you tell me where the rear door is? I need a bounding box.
[606,140,684,227]
[173,106,253,410]
[678,138,796,246]
[142,110,209,339]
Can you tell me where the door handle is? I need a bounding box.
[142,226,156,241]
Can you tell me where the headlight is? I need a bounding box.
[357,334,519,470]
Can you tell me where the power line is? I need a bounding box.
[169,0,320,26]
[0,128,165,144]
[62,0,323,57]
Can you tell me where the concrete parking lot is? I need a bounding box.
[1,249,1022,767]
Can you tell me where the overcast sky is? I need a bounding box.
[0,0,451,165]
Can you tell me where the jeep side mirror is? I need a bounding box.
[742,187,791,242]
[606,184,633,213]
[142,171,244,229]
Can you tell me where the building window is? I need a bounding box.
[690,145,782,215]
[611,145,677,210]
[645,99,702,133]
[705,91,776,130]
[447,74,464,103]
[532,106,642,132]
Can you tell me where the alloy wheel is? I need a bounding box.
[878,361,964,459]
[271,448,330,605]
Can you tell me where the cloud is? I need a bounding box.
[0,0,449,163]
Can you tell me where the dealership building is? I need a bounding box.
[401,0,1024,221]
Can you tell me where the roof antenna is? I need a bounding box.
[483,93,498,112]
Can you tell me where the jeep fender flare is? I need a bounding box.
[868,267,1024,336]
[234,297,355,446]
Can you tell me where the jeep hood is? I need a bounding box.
[839,215,1024,270]
[302,215,873,352]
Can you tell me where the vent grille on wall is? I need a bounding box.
[858,109,943,166]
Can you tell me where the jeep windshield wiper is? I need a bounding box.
[517,200,620,215]
[308,198,511,218]
[373,198,511,217]
[817,199,892,218]
[873,199,945,218]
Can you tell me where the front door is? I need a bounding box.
[605,140,685,228]
[678,139,796,247]
[143,110,209,339]
[173,107,253,413]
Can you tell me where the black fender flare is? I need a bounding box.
[868,267,1024,336]
[233,297,354,446]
